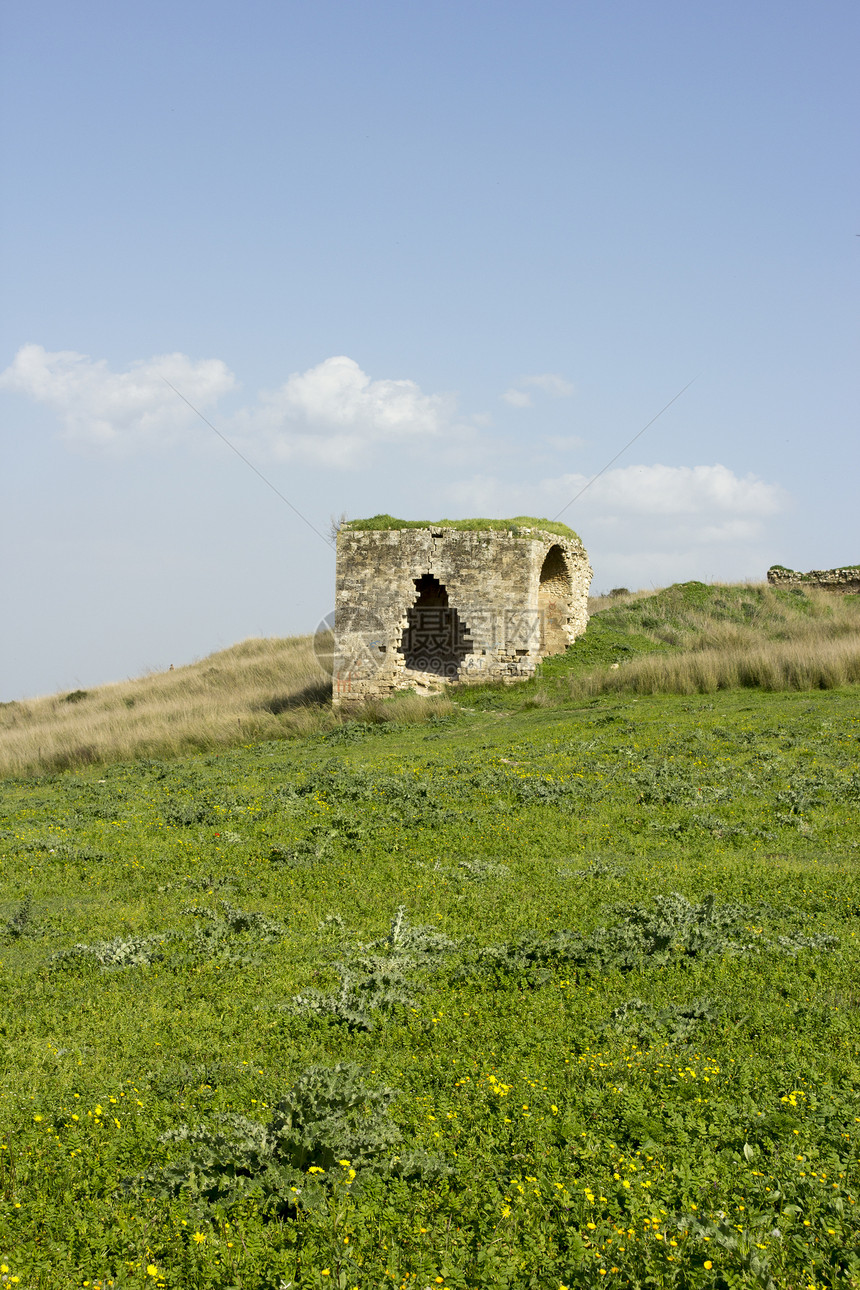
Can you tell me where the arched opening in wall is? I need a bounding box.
[400,574,473,677]
[539,545,571,656]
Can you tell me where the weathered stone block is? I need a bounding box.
[333,518,592,706]
[767,564,860,594]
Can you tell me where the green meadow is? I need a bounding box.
[1,586,859,1289]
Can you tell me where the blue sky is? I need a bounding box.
[1,0,857,700]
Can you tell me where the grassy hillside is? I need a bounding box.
[1,679,858,1287]
[0,635,333,778]
[528,580,860,699]
[0,636,460,779]
[3,581,859,780]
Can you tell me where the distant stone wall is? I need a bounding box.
[333,526,592,706]
[767,565,860,594]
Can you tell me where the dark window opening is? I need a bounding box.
[401,574,473,677]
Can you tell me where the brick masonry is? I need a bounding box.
[333,524,592,706]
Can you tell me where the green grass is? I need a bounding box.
[342,514,582,541]
[1,680,859,1288]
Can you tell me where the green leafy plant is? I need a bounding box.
[608,996,722,1044]
[1,894,36,940]
[291,957,418,1032]
[181,900,286,952]
[464,893,838,986]
[456,858,509,882]
[50,932,173,971]
[165,801,219,827]
[268,837,334,867]
[139,1062,446,1215]
[292,908,456,1030]
[560,856,625,879]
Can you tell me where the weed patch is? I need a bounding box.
[51,932,173,971]
[138,1062,447,1216]
[292,908,456,1031]
[0,894,37,940]
[607,996,722,1044]
[463,893,838,986]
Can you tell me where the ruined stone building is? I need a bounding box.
[767,564,860,594]
[332,517,592,706]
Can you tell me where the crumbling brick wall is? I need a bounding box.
[333,523,592,706]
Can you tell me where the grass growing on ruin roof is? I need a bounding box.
[342,513,582,540]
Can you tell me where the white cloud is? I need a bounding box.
[449,463,784,521]
[575,463,785,519]
[234,355,456,467]
[0,346,469,469]
[445,463,788,587]
[503,388,532,407]
[503,371,575,406]
[0,344,236,449]
[522,372,575,397]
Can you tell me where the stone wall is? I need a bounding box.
[767,565,860,594]
[333,525,592,706]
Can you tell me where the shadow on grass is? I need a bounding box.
[258,680,333,714]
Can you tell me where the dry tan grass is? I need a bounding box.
[0,635,335,778]
[570,636,860,697]
[0,633,457,779]
[571,585,860,697]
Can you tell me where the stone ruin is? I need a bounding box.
[332,518,592,707]
[767,564,860,594]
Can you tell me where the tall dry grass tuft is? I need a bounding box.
[587,587,657,614]
[352,692,457,725]
[0,632,460,779]
[568,585,860,698]
[0,635,337,778]
[570,638,860,697]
